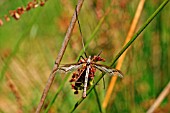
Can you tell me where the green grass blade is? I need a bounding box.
[44,74,70,113]
[76,16,106,61]
[93,87,104,113]
[0,9,42,81]
[70,0,170,112]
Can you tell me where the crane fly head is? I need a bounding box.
[87,56,91,65]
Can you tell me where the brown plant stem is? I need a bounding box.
[147,81,170,113]
[102,0,146,109]
[35,0,84,112]
[6,72,23,113]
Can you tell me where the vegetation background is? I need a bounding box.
[0,0,169,113]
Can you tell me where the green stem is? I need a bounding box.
[94,87,103,113]
[70,0,170,112]
[44,74,70,113]
[76,16,106,61]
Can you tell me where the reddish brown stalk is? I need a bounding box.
[102,0,146,109]
[35,0,84,113]
[6,72,23,113]
[147,82,170,113]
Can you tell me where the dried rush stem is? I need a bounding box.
[35,0,84,112]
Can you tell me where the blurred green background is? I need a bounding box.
[0,0,170,113]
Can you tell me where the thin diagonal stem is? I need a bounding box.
[75,5,86,52]
[44,74,70,113]
[6,72,23,113]
[147,81,170,113]
[76,1,111,60]
[94,87,103,113]
[70,0,169,112]
[35,0,84,113]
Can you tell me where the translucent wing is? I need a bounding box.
[94,63,123,78]
[57,63,84,73]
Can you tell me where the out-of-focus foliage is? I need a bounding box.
[0,0,170,113]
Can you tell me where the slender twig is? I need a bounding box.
[35,0,84,113]
[70,0,169,112]
[147,81,170,113]
[102,0,146,108]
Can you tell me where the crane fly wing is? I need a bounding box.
[57,63,84,73]
[94,64,123,78]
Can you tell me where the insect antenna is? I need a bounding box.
[78,55,85,62]
[75,5,86,53]
[97,51,102,56]
[84,52,88,58]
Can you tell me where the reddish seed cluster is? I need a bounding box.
[93,55,105,62]
[0,0,47,26]
[4,15,10,22]
[70,66,96,95]
[69,64,86,94]
[69,55,105,95]
[0,19,3,26]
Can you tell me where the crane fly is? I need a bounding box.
[56,6,123,98]
[57,53,123,98]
